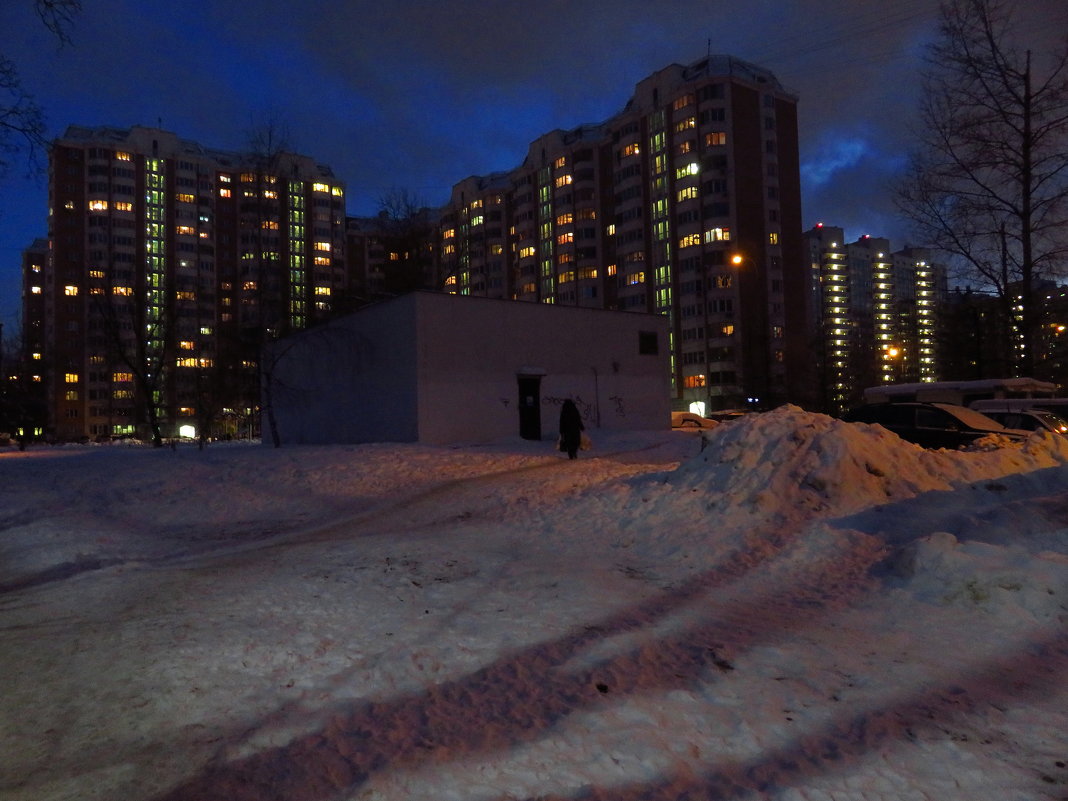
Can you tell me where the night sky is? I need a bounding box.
[2,0,1065,331]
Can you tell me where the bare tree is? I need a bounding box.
[375,188,438,297]
[896,0,1068,377]
[1,1,81,178]
[92,294,171,447]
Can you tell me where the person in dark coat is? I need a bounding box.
[559,399,584,459]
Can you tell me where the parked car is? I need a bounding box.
[671,411,718,429]
[841,402,1028,449]
[978,408,1068,435]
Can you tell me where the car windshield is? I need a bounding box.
[935,404,1006,430]
[1034,410,1068,432]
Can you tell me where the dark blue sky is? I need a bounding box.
[2,0,1064,332]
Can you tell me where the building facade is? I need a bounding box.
[435,56,809,414]
[804,224,944,413]
[30,125,349,441]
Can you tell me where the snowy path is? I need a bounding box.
[2,418,1067,800]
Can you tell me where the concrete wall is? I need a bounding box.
[267,292,671,445]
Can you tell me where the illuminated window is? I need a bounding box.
[113,286,132,295]
[65,373,79,383]
[32,352,41,360]
[555,174,573,188]
[519,246,535,259]
[672,94,695,110]
[176,225,195,235]
[331,187,344,197]
[89,287,104,295]
[64,285,79,296]
[240,173,256,183]
[176,193,194,203]
[674,117,696,133]
[30,286,41,294]
[704,227,731,242]
[442,228,455,239]
[243,281,257,291]
[312,182,330,193]
[557,232,574,245]
[607,264,618,276]
[114,201,132,211]
[675,163,699,180]
[219,188,231,198]
[553,156,566,169]
[176,291,195,301]
[219,174,231,183]
[684,375,706,388]
[314,241,331,251]
[623,143,640,157]
[115,151,132,161]
[769,232,779,244]
[315,286,331,295]
[88,269,105,278]
[627,271,645,285]
[261,220,279,230]
[677,186,698,202]
[89,200,108,211]
[64,389,78,401]
[705,132,727,146]
[556,213,573,225]
[472,215,484,226]
[677,140,694,155]
[679,233,701,248]
[491,244,504,255]
[112,372,133,382]
[263,190,278,199]
[314,256,330,266]
[113,389,133,399]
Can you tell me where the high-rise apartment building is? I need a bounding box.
[804,224,944,413]
[436,56,808,412]
[31,125,348,441]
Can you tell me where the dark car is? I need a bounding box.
[841,402,1028,449]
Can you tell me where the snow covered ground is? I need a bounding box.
[1,405,1066,801]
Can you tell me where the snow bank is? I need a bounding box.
[670,405,1068,520]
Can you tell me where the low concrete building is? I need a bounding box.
[263,291,672,445]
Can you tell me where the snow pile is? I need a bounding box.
[669,404,1068,520]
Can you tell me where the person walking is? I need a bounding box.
[558,399,584,460]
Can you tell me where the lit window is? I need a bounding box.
[623,143,640,157]
[88,269,105,278]
[627,272,645,285]
[176,291,195,301]
[672,94,695,111]
[240,173,256,183]
[64,285,79,296]
[706,132,727,146]
[675,163,700,180]
[263,190,278,199]
[242,281,257,291]
[769,232,779,244]
[554,174,573,188]
[556,213,573,225]
[89,287,104,295]
[314,241,331,252]
[684,375,706,388]
[704,227,731,242]
[674,117,696,132]
[312,182,330,193]
[472,215,484,226]
[442,228,455,239]
[32,352,41,360]
[114,201,133,211]
[261,220,279,230]
[115,151,132,161]
[113,286,133,295]
[553,156,566,169]
[177,357,197,368]
[332,187,344,197]
[30,286,42,294]
[219,188,231,198]
[557,232,574,245]
[112,372,133,382]
[219,174,231,183]
[176,193,194,203]
[519,246,535,259]
[469,198,483,210]
[679,233,701,248]
[176,225,195,236]
[65,373,79,383]
[89,200,108,211]
[315,286,331,295]
[314,256,330,266]
[677,186,698,202]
